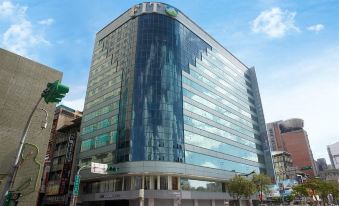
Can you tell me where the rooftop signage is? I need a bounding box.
[165,6,178,17]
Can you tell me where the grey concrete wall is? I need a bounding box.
[0,48,62,206]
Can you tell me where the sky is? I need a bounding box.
[0,0,338,163]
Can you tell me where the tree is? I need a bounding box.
[292,183,308,197]
[292,178,339,206]
[292,184,308,205]
[317,180,339,206]
[251,174,271,204]
[227,176,256,206]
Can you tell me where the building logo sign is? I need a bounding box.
[165,7,178,17]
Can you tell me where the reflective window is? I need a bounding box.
[185,130,259,162]
[184,116,256,148]
[180,178,223,192]
[81,139,93,152]
[144,176,151,190]
[185,151,260,174]
[184,102,256,138]
[123,176,131,191]
[189,66,252,109]
[133,176,142,190]
[95,134,111,148]
[83,102,119,122]
[183,89,255,128]
[182,75,252,118]
[117,13,210,162]
[82,116,118,135]
[195,59,250,99]
[85,88,120,110]
[160,176,168,190]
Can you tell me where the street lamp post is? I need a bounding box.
[70,165,90,206]
[238,171,256,206]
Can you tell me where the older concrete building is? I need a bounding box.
[0,48,62,206]
[271,151,293,182]
[267,119,317,177]
[42,116,82,206]
[38,105,82,206]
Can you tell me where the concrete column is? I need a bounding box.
[150,176,154,189]
[212,200,215,206]
[157,175,160,190]
[168,176,172,190]
[194,199,198,206]
[142,176,145,189]
[139,198,144,206]
[177,177,181,190]
[148,198,154,206]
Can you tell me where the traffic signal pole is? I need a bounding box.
[0,80,69,206]
[0,96,43,205]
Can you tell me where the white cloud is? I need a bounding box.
[307,24,324,32]
[38,18,54,26]
[0,0,26,21]
[2,19,49,55]
[251,7,300,38]
[261,46,339,162]
[60,98,85,111]
[0,0,50,56]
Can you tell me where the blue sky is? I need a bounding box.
[1,0,338,162]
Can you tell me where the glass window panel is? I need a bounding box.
[160,176,168,190]
[185,151,260,174]
[185,130,258,162]
[183,89,255,128]
[81,139,93,152]
[184,102,256,138]
[180,178,223,192]
[184,116,256,148]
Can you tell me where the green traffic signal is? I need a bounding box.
[41,80,69,104]
[3,191,20,206]
[3,191,12,206]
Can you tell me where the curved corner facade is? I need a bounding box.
[79,2,274,206]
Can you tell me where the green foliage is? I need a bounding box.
[272,195,294,203]
[252,174,271,193]
[292,183,308,197]
[292,178,339,205]
[227,176,256,200]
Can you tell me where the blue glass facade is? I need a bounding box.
[80,2,273,182]
[117,14,211,162]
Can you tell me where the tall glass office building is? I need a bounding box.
[78,2,274,206]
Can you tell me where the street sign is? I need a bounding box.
[73,175,80,196]
[91,162,108,174]
[301,166,312,170]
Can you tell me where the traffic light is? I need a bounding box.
[41,80,69,104]
[3,191,12,206]
[3,191,21,206]
[107,165,119,173]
